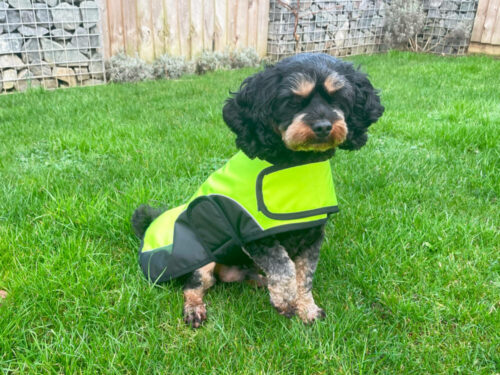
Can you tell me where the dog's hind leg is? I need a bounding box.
[183,262,216,328]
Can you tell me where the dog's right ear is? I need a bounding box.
[222,68,281,158]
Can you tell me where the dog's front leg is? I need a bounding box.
[244,238,297,317]
[293,231,326,323]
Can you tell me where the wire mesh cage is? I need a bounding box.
[267,0,478,61]
[0,0,105,93]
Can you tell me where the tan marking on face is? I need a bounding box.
[331,119,348,145]
[281,114,316,150]
[324,73,345,94]
[291,74,315,97]
[281,113,348,151]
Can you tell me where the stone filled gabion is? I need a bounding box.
[267,0,478,60]
[0,0,104,93]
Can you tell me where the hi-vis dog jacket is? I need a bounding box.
[139,151,339,282]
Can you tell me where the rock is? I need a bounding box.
[41,77,58,89]
[20,9,35,25]
[40,38,88,66]
[53,66,76,86]
[0,53,24,69]
[40,0,58,7]
[0,2,8,22]
[429,0,443,7]
[2,68,16,89]
[29,61,52,76]
[316,11,336,27]
[50,28,72,40]
[21,37,42,63]
[4,10,20,32]
[80,1,98,28]
[83,79,105,87]
[18,25,49,37]
[335,20,350,48]
[74,66,90,81]
[89,55,103,78]
[7,0,31,9]
[16,68,41,91]
[0,32,23,54]
[34,3,52,28]
[71,27,100,55]
[51,3,81,30]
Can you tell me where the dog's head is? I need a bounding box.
[223,53,384,164]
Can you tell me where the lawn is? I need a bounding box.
[0,51,498,374]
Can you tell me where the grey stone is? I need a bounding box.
[71,26,99,55]
[80,1,98,28]
[29,61,52,77]
[0,53,23,68]
[0,73,2,91]
[0,32,23,54]
[21,37,42,62]
[429,0,443,7]
[2,68,16,89]
[40,38,88,65]
[20,9,36,24]
[34,3,52,28]
[50,28,72,40]
[7,0,31,9]
[0,2,8,22]
[4,10,20,32]
[441,1,458,11]
[40,0,58,6]
[315,11,336,27]
[51,3,81,30]
[89,55,104,79]
[18,25,49,37]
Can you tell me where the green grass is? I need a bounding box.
[0,51,498,374]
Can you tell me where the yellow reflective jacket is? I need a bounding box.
[139,151,338,282]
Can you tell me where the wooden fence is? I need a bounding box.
[469,0,500,55]
[99,0,270,61]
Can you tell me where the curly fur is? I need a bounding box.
[223,53,384,164]
[134,53,384,328]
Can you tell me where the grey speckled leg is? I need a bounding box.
[293,234,326,323]
[244,239,297,317]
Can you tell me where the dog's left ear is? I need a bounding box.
[223,67,281,158]
[340,70,384,150]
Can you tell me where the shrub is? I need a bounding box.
[152,54,195,79]
[105,53,154,83]
[383,0,425,50]
[195,51,232,74]
[227,48,260,69]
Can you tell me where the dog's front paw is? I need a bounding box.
[272,301,297,318]
[297,303,326,324]
[183,303,207,328]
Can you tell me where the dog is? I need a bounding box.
[132,53,384,328]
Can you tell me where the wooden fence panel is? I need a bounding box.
[470,0,500,55]
[103,0,269,61]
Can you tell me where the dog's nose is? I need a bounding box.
[312,120,332,138]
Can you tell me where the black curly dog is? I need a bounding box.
[133,53,384,327]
